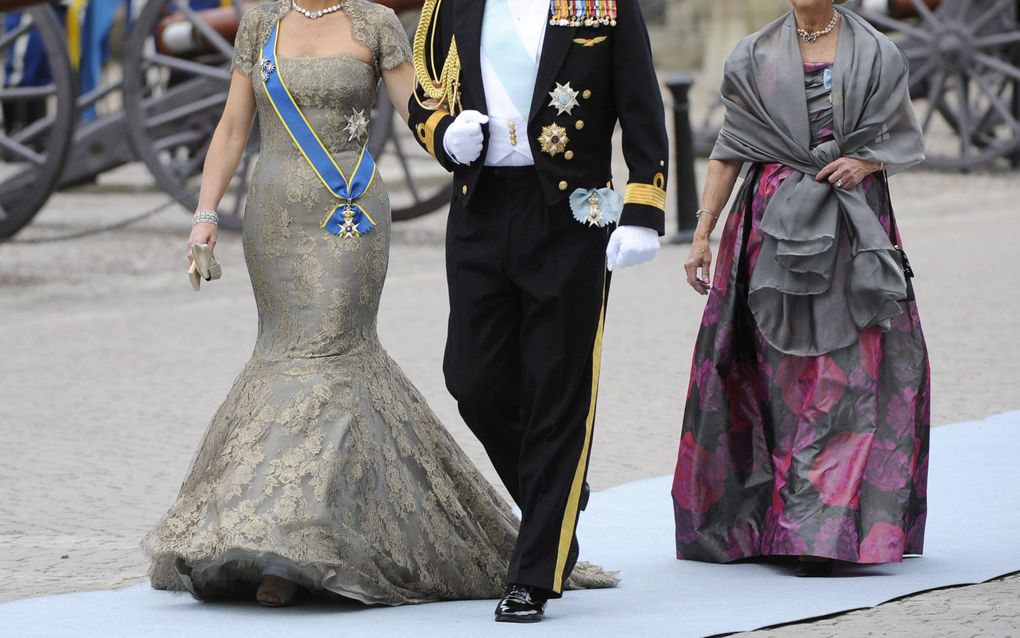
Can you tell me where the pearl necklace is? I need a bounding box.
[292,0,344,19]
[797,11,840,43]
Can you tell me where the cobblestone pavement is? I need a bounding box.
[1,160,1018,636]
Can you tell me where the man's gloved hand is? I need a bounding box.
[442,110,489,165]
[606,225,660,271]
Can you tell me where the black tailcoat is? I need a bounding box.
[406,0,669,597]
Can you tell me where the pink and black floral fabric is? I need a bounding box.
[672,63,930,565]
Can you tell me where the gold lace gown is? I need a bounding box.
[142,0,614,605]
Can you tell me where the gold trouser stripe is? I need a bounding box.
[624,183,667,212]
[552,279,607,593]
[423,110,449,160]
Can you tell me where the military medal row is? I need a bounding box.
[549,0,618,27]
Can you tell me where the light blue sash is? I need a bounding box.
[480,0,538,119]
[260,20,376,237]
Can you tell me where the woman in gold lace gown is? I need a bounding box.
[142,0,613,607]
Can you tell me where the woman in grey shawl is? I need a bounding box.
[671,0,930,577]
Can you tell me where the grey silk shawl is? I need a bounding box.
[711,6,925,356]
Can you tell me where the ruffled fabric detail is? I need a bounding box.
[710,7,925,355]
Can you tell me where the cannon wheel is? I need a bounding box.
[855,0,1020,169]
[122,0,248,230]
[0,6,76,238]
[123,0,452,231]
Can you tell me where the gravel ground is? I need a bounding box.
[1,156,1018,635]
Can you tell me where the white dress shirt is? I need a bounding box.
[480,0,548,166]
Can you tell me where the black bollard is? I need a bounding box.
[1013,10,1020,169]
[666,74,699,244]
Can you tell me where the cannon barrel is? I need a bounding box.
[156,7,239,56]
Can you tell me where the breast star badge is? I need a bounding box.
[343,109,369,142]
[538,123,570,157]
[548,82,580,116]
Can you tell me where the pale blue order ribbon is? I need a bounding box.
[480,0,538,119]
[569,187,623,227]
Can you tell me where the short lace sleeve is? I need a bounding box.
[375,7,412,71]
[231,9,260,76]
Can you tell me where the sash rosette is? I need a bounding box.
[261,20,377,237]
[711,7,925,355]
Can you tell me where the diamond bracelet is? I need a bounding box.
[193,209,219,226]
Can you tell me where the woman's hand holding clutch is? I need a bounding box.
[187,211,220,291]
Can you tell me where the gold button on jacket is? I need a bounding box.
[558,181,568,191]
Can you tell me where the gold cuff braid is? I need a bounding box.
[624,183,667,212]
[421,110,450,160]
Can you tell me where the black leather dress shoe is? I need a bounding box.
[795,558,833,577]
[495,584,547,623]
[580,482,591,511]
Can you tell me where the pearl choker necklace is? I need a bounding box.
[797,11,840,43]
[292,0,344,19]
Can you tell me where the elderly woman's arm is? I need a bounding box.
[683,159,742,295]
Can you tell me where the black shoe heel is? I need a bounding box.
[795,559,834,577]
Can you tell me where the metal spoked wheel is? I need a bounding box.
[0,6,76,238]
[123,0,249,230]
[855,0,1020,169]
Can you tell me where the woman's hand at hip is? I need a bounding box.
[816,157,882,190]
[188,223,217,263]
[684,238,713,295]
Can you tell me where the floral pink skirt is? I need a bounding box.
[671,163,930,564]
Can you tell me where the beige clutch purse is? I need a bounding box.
[188,243,222,291]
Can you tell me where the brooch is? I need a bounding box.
[569,187,622,228]
[344,109,369,142]
[538,123,569,157]
[548,82,580,116]
[259,55,276,82]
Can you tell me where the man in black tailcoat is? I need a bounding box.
[407,0,669,622]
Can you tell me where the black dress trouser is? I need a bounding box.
[443,166,610,598]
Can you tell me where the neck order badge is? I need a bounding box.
[260,19,377,238]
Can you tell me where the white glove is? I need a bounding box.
[442,110,488,165]
[606,225,660,271]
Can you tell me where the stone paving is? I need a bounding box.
[1,156,1019,635]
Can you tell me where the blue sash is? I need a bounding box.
[260,20,376,237]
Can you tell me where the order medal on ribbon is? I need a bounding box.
[261,19,377,239]
[569,186,622,228]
